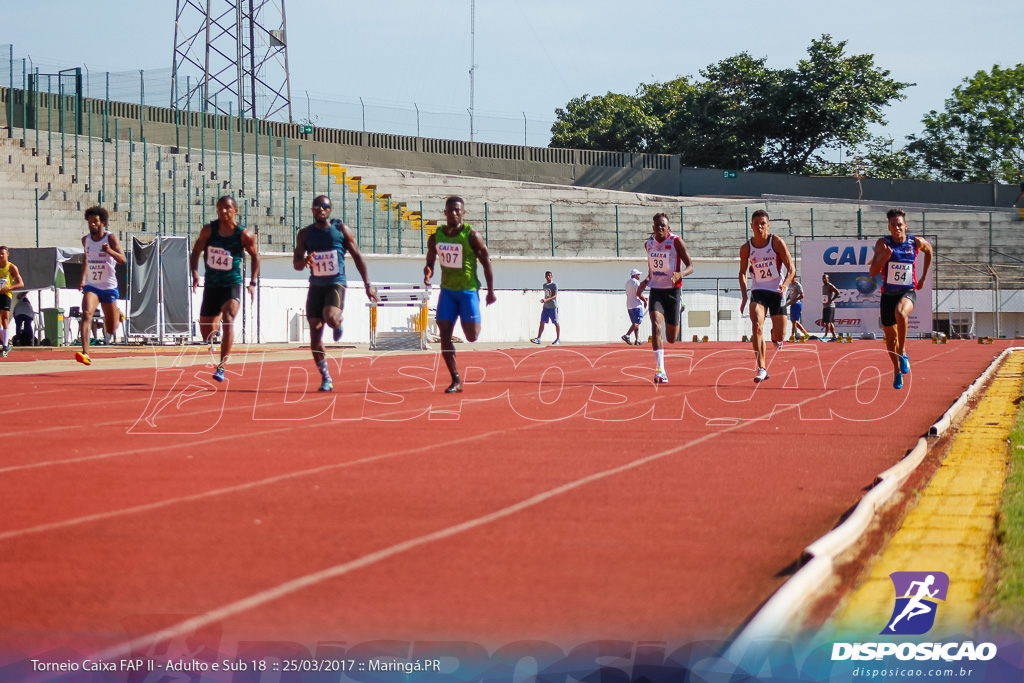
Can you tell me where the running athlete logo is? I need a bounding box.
[882,572,949,635]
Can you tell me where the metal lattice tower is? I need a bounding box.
[172,0,293,122]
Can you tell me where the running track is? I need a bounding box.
[0,340,1010,663]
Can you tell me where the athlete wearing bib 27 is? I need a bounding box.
[636,212,693,384]
[739,210,795,384]
[868,207,933,390]
[189,196,260,383]
[0,245,25,358]
[293,195,379,392]
[424,196,496,394]
[74,207,126,366]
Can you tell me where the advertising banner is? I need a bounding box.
[800,240,933,337]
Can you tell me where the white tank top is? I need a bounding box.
[85,233,119,291]
[645,233,682,289]
[748,235,783,292]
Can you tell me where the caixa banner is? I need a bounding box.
[800,240,933,337]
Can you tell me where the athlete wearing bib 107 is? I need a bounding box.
[293,195,379,392]
[424,196,496,394]
[739,209,795,384]
[189,196,261,383]
[635,212,694,385]
[74,207,127,366]
[868,207,933,390]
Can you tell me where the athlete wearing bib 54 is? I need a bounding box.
[424,196,496,394]
[74,207,127,366]
[190,196,260,383]
[635,212,693,384]
[868,207,933,390]
[0,245,25,358]
[293,195,379,392]
[739,209,795,384]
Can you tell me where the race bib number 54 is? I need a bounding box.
[887,261,913,286]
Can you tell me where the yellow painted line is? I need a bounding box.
[828,351,1024,640]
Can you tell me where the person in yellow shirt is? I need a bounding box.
[0,246,25,357]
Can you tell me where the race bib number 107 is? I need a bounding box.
[438,243,463,269]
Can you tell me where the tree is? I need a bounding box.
[805,136,927,180]
[906,64,1024,183]
[549,35,911,175]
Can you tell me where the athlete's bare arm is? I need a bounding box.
[868,237,891,278]
[468,229,496,305]
[738,242,751,314]
[672,237,695,283]
[423,233,438,286]
[774,235,796,293]
[242,229,260,302]
[292,227,312,271]
[189,224,213,293]
[915,236,934,289]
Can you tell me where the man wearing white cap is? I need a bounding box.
[622,268,647,345]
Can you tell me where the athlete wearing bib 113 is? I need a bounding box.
[435,222,482,324]
[83,233,120,303]
[304,218,348,315]
[747,235,786,317]
[200,220,245,317]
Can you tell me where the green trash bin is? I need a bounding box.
[42,308,65,347]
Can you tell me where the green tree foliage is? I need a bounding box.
[805,136,928,180]
[549,35,911,175]
[906,64,1024,183]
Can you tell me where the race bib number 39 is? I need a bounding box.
[311,251,340,277]
[438,243,463,269]
[206,246,234,271]
[648,250,671,275]
[887,261,913,286]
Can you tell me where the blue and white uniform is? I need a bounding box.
[84,233,119,303]
[881,234,918,294]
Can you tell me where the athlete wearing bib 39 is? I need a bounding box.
[190,196,260,383]
[424,196,496,394]
[293,195,378,392]
[636,212,693,384]
[739,209,795,384]
[868,207,933,390]
[74,207,126,366]
[0,245,25,358]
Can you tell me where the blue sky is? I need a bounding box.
[3,0,1021,151]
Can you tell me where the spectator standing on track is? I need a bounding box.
[14,293,34,346]
[189,196,260,383]
[821,274,840,341]
[739,210,795,384]
[75,207,127,366]
[868,207,933,390]
[531,270,560,345]
[636,212,693,384]
[293,194,378,392]
[0,246,24,357]
[622,268,647,345]
[786,278,810,341]
[424,196,496,394]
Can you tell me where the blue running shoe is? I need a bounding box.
[318,379,334,392]
[899,354,910,374]
[893,371,903,390]
[212,365,226,382]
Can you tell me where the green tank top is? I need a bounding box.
[204,221,245,287]
[435,223,479,291]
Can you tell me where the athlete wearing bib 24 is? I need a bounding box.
[0,246,25,358]
[424,196,496,394]
[189,196,260,383]
[868,207,933,390]
[73,207,126,366]
[294,195,379,392]
[635,212,693,384]
[739,210,795,384]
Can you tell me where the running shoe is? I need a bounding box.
[654,370,669,384]
[212,365,226,382]
[754,367,769,383]
[333,323,343,342]
[893,371,904,390]
[634,339,643,345]
[773,341,784,350]
[1,345,8,357]
[530,338,541,344]
[75,351,91,366]
[551,340,561,346]
[318,379,334,392]
[899,354,910,374]
[621,334,632,345]
[445,379,464,393]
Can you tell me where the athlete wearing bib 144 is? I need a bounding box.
[868,207,933,390]
[0,246,25,358]
[739,210,795,384]
[293,195,378,392]
[74,207,127,366]
[635,212,693,385]
[424,196,496,394]
[190,196,260,383]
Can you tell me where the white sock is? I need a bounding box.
[0,328,7,345]
[655,348,665,372]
